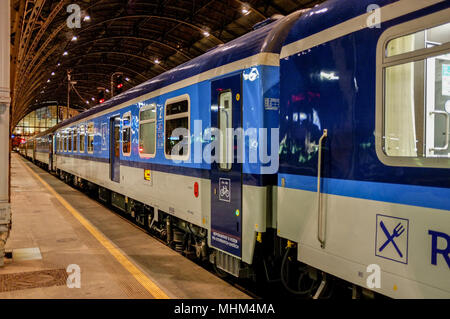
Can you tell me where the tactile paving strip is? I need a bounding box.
[0,269,68,292]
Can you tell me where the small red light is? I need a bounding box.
[194,182,199,198]
[99,98,105,103]
[139,147,144,153]
[117,83,123,89]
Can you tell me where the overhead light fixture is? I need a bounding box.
[202,31,210,37]
[86,100,89,104]
[83,15,90,21]
[105,89,110,93]
[125,77,130,81]
[47,79,51,83]
[51,72,55,76]
[242,8,250,15]
[154,58,160,64]
[63,51,68,56]
[57,63,61,67]
[71,35,78,41]
[91,97,95,101]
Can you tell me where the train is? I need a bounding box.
[19,0,450,299]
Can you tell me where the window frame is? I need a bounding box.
[121,112,132,157]
[79,124,86,153]
[87,122,95,154]
[138,103,157,159]
[218,90,233,171]
[164,94,190,161]
[68,129,73,153]
[376,9,450,168]
[73,127,78,153]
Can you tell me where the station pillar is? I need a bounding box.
[0,0,11,267]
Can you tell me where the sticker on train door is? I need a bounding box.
[219,178,231,202]
[375,214,409,264]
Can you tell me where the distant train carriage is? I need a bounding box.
[20,0,450,299]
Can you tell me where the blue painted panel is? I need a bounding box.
[210,74,243,257]
[279,3,450,194]
[279,173,450,212]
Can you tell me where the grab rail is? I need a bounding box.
[317,129,328,249]
[429,111,449,152]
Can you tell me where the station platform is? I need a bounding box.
[1,153,250,299]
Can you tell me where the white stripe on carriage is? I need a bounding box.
[280,0,446,59]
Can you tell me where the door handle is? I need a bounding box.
[429,110,450,152]
[317,129,327,249]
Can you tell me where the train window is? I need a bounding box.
[139,104,156,157]
[87,123,94,153]
[219,91,233,170]
[80,125,85,153]
[377,14,450,168]
[74,129,78,152]
[386,22,450,57]
[122,113,131,156]
[68,130,72,152]
[164,95,190,159]
[64,134,67,152]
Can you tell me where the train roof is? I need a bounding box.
[39,10,304,137]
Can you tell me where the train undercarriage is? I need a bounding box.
[26,154,378,299]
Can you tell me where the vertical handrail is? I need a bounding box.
[429,110,450,152]
[317,129,328,248]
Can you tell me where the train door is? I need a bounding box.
[32,140,36,162]
[110,116,121,183]
[210,74,243,258]
[49,135,53,170]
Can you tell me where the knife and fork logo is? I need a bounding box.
[379,221,405,258]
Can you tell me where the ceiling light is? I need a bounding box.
[125,77,130,81]
[105,89,110,93]
[242,8,250,15]
[71,36,78,41]
[57,63,61,67]
[47,79,50,83]
[86,100,89,104]
[51,72,55,76]
[83,15,90,21]
[91,97,95,101]
[63,51,68,56]
[154,59,160,64]
[203,31,210,37]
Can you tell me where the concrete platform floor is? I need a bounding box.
[1,153,250,299]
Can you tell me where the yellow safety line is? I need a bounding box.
[22,160,170,299]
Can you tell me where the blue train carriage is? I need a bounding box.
[277,0,450,298]
[51,12,301,277]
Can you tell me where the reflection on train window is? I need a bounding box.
[139,104,156,157]
[383,22,450,160]
[68,130,72,152]
[122,113,131,156]
[74,129,78,152]
[165,97,190,159]
[87,123,94,153]
[219,91,233,170]
[79,125,85,153]
[386,22,450,57]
